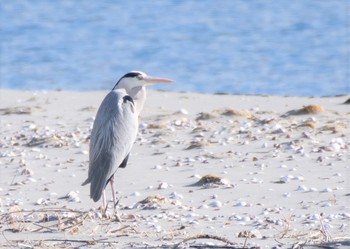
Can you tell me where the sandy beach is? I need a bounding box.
[0,89,349,248]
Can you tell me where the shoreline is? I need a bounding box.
[1,87,350,98]
[1,89,349,248]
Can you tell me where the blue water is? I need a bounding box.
[1,1,349,96]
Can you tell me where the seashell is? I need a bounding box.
[130,191,140,197]
[36,198,45,205]
[209,200,222,208]
[321,202,332,207]
[78,150,88,155]
[187,212,199,218]
[153,164,162,170]
[158,182,169,189]
[279,175,292,183]
[293,175,304,181]
[240,216,251,222]
[309,187,318,192]
[188,220,199,225]
[62,191,80,202]
[235,201,248,207]
[296,185,308,192]
[321,187,333,193]
[169,192,183,200]
[174,108,189,115]
[343,213,350,218]
[251,178,263,184]
[250,229,262,239]
[27,177,36,182]
[48,192,58,197]
[198,204,209,209]
[323,223,333,229]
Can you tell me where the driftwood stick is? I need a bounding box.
[172,234,237,249]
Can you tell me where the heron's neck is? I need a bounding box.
[128,86,146,115]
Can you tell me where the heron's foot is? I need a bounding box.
[112,213,122,222]
[101,210,114,220]
[99,205,110,219]
[111,198,122,222]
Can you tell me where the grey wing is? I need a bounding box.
[82,90,138,202]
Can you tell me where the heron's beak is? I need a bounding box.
[143,75,174,84]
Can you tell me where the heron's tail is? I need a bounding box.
[90,176,105,202]
[81,178,90,186]
[81,175,104,202]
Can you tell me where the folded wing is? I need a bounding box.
[82,89,138,202]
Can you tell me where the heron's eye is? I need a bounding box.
[136,75,143,80]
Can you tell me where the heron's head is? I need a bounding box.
[113,71,174,91]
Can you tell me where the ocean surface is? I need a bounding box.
[1,1,349,96]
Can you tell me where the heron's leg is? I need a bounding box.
[102,189,107,217]
[110,175,121,222]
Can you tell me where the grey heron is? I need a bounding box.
[82,71,173,217]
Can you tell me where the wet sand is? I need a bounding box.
[0,89,349,248]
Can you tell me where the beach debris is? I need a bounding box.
[59,191,80,202]
[185,140,207,150]
[169,191,183,200]
[215,108,257,120]
[25,136,55,147]
[173,108,189,115]
[147,122,168,129]
[190,174,230,188]
[195,112,219,121]
[283,104,326,116]
[0,106,31,115]
[238,229,261,238]
[36,197,50,205]
[172,234,235,249]
[79,106,95,111]
[136,195,168,209]
[318,123,346,134]
[20,168,34,176]
[298,120,317,129]
[158,182,169,189]
[220,108,251,117]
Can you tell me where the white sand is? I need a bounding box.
[0,89,349,248]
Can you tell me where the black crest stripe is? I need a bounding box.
[123,95,134,105]
[113,72,142,90]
